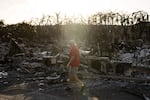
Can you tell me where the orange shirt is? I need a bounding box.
[69,45,80,67]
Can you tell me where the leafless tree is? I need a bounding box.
[55,12,61,24]
[132,11,149,24]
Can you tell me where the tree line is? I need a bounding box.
[0,11,150,44]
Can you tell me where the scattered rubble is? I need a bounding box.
[0,38,150,100]
[0,71,8,79]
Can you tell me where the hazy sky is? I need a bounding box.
[0,0,150,24]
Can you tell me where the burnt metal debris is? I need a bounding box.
[0,37,150,100]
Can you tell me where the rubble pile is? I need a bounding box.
[0,38,150,100]
[0,39,69,92]
[111,40,150,78]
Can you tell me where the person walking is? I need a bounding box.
[66,40,84,89]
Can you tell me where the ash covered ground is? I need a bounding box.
[0,38,150,100]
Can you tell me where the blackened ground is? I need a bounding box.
[0,70,149,100]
